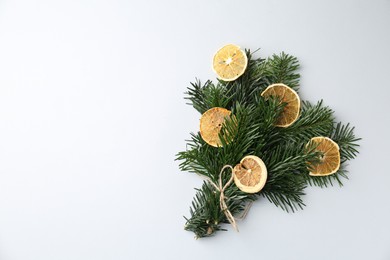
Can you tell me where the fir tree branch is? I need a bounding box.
[176,102,264,181]
[262,52,300,91]
[183,142,321,238]
[276,100,335,144]
[177,49,360,238]
[260,142,319,212]
[331,122,361,163]
[184,181,254,238]
[220,51,269,109]
[305,165,349,187]
[185,80,231,114]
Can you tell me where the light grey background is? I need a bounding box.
[0,0,389,259]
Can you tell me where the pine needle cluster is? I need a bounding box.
[176,50,360,238]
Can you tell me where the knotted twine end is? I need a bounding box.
[204,165,238,232]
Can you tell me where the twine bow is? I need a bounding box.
[204,165,238,232]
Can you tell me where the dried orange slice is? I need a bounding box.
[212,44,248,81]
[261,83,300,127]
[200,107,231,147]
[233,155,267,193]
[307,137,341,176]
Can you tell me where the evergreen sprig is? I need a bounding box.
[176,48,360,238]
[262,52,301,91]
[185,80,231,114]
[276,100,335,144]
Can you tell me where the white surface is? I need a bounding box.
[0,0,389,259]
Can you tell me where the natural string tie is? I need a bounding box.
[204,165,238,232]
